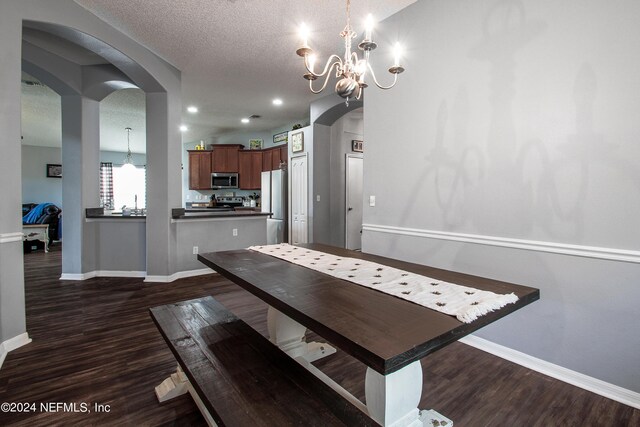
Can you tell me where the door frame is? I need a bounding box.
[345,153,364,249]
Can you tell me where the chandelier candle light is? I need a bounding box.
[296,0,404,104]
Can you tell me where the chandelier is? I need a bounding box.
[296,0,404,103]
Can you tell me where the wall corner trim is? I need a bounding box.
[144,268,215,283]
[362,224,640,264]
[460,335,640,410]
[0,332,32,370]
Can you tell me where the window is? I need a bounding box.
[113,164,146,209]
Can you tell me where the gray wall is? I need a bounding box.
[307,97,364,247]
[21,145,63,207]
[0,1,27,346]
[20,146,146,208]
[86,219,146,272]
[1,0,181,347]
[175,217,267,271]
[328,110,363,247]
[363,0,640,393]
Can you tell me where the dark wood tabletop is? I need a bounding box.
[198,243,539,375]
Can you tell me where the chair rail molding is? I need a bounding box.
[362,224,640,264]
[0,232,23,244]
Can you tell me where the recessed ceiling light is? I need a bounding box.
[272,98,283,106]
[241,118,250,124]
[187,106,198,113]
[179,125,188,132]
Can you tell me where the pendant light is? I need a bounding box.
[122,127,135,171]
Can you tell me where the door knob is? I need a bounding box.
[348,207,353,211]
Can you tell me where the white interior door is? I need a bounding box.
[290,155,308,244]
[346,155,363,250]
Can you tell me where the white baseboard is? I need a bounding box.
[144,268,215,283]
[362,224,640,264]
[60,272,96,280]
[460,335,640,410]
[0,332,32,370]
[60,270,146,280]
[61,268,215,283]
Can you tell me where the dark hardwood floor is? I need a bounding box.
[0,244,637,426]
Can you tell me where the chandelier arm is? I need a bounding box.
[308,61,342,94]
[305,54,344,78]
[366,62,399,90]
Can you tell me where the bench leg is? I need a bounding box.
[155,364,189,402]
[267,306,336,362]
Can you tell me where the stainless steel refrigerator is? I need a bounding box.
[261,169,288,244]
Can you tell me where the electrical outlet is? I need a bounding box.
[193,246,198,254]
[232,228,238,237]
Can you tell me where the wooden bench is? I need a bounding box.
[150,296,376,426]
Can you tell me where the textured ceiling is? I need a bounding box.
[22,0,415,151]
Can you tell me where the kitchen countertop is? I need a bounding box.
[85,207,271,220]
[86,208,146,219]
[172,209,271,219]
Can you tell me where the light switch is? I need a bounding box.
[369,195,376,207]
[316,195,321,202]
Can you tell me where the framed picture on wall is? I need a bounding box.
[46,164,62,178]
[273,131,288,144]
[291,131,304,153]
[249,139,263,150]
[352,140,363,153]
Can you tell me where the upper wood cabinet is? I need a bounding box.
[238,151,263,190]
[212,144,242,173]
[188,150,212,190]
[188,144,288,190]
[261,145,288,172]
[262,149,273,172]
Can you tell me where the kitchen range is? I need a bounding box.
[186,196,245,212]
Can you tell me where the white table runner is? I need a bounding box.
[249,243,518,323]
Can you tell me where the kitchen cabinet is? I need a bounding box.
[188,150,212,190]
[275,145,288,169]
[238,150,263,189]
[212,144,242,172]
[260,144,288,172]
[262,149,273,172]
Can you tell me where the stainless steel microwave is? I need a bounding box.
[211,172,239,189]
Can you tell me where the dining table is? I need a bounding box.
[197,243,539,426]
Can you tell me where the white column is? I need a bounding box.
[365,361,423,427]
